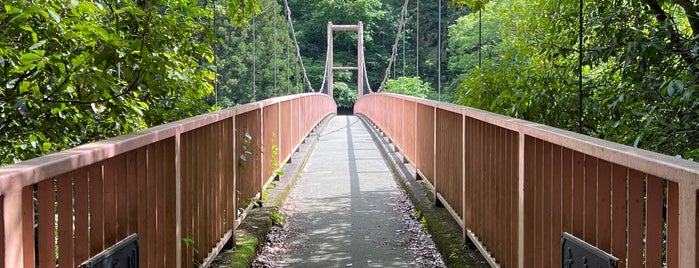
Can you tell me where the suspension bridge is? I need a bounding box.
[1,1,699,268]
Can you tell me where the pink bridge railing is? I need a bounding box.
[355,93,699,268]
[0,93,336,268]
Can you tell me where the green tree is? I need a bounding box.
[0,0,261,165]
[384,76,434,99]
[214,0,302,107]
[1,1,215,164]
[449,0,699,158]
[332,82,357,108]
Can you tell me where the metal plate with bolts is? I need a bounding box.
[81,234,139,268]
[561,232,618,268]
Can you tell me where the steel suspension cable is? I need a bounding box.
[416,0,419,77]
[401,0,409,94]
[318,41,331,94]
[274,2,278,97]
[438,0,442,101]
[363,56,373,93]
[403,0,409,94]
[213,0,218,105]
[282,0,315,92]
[378,0,411,92]
[252,11,256,101]
[578,0,584,133]
[287,24,291,94]
[478,7,482,68]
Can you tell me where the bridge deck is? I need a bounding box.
[280,115,421,267]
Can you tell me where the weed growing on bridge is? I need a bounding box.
[271,143,285,177]
[182,237,195,248]
[245,182,276,209]
[238,130,254,174]
[413,210,429,232]
[271,212,288,225]
[181,237,202,265]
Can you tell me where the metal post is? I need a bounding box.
[327,22,334,98]
[358,22,364,98]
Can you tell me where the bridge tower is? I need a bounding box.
[326,21,365,98]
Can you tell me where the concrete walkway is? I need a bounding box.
[281,115,415,267]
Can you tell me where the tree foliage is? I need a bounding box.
[384,76,434,99]
[332,82,357,108]
[449,0,699,158]
[1,0,223,164]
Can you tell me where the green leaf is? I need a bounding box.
[47,8,60,23]
[42,142,52,151]
[667,80,683,96]
[28,40,47,51]
[19,81,31,94]
[19,53,41,65]
[181,237,194,247]
[5,5,22,15]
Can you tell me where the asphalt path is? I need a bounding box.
[281,115,416,267]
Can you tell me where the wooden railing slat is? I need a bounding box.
[116,155,128,240]
[38,178,55,268]
[136,148,149,268]
[626,169,645,268]
[597,160,612,253]
[667,181,679,268]
[584,156,598,245]
[550,144,562,268]
[57,173,73,268]
[646,175,664,267]
[74,168,89,265]
[103,158,117,247]
[88,163,104,257]
[164,138,177,268]
[610,164,628,265]
[523,136,536,268]
[146,144,157,267]
[127,151,139,236]
[572,152,585,240]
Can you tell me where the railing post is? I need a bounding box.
[462,114,467,244]
[174,128,182,268]
[678,182,697,267]
[433,106,437,203]
[3,189,25,268]
[231,113,237,240]
[259,105,265,196]
[517,132,525,268]
[414,101,417,165]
